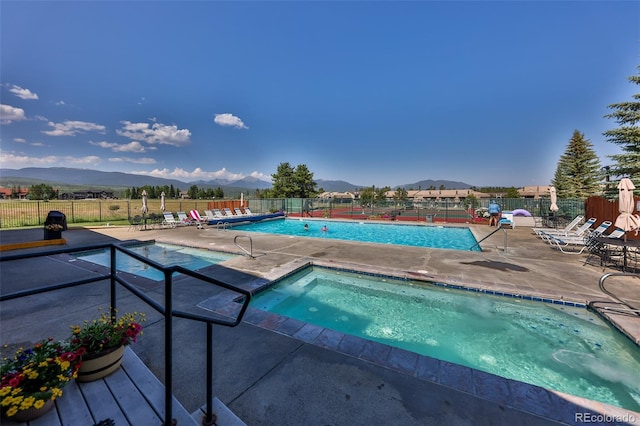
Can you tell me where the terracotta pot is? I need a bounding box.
[7,399,54,422]
[77,345,125,382]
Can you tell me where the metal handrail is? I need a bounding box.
[233,234,254,258]
[0,243,251,425]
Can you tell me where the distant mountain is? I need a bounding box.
[397,180,472,190]
[0,167,473,194]
[315,179,359,192]
[0,167,271,191]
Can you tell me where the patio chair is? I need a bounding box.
[189,210,207,229]
[128,215,143,231]
[223,207,236,217]
[243,208,254,216]
[162,212,178,228]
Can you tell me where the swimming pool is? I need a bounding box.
[250,266,640,411]
[232,219,480,251]
[74,242,235,281]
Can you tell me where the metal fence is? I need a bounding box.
[0,197,586,228]
[0,200,212,228]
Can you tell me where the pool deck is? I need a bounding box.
[1,220,639,425]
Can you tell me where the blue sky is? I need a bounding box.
[1,1,638,188]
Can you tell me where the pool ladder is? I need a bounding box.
[234,235,254,258]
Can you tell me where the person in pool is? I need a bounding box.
[321,225,328,232]
[304,223,309,231]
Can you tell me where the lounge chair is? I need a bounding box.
[534,217,596,239]
[189,210,207,229]
[162,212,178,228]
[223,207,236,217]
[177,211,193,225]
[532,215,584,235]
[212,209,226,219]
[204,210,217,221]
[234,208,247,217]
[542,221,612,254]
[243,208,254,216]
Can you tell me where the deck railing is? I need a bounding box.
[0,243,252,425]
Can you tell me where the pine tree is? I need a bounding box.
[603,66,640,186]
[552,130,601,198]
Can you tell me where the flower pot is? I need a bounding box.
[6,399,54,422]
[77,345,125,382]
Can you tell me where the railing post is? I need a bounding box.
[204,322,216,425]
[164,270,173,426]
[110,246,117,320]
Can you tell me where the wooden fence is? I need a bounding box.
[585,196,640,240]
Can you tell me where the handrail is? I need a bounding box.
[234,234,254,258]
[469,226,503,250]
[595,272,640,316]
[0,243,251,425]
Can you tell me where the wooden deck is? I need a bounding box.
[4,348,199,426]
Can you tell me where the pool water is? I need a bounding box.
[232,219,480,251]
[74,243,235,281]
[250,267,640,411]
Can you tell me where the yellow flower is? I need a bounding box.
[11,387,21,395]
[20,396,35,410]
[12,395,23,405]
[51,388,62,398]
[39,361,49,367]
[40,386,48,392]
[34,399,46,409]
[1,396,13,406]
[5,406,18,417]
[27,370,39,379]
[0,387,10,397]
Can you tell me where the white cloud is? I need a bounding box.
[214,113,248,129]
[9,84,38,100]
[43,120,106,136]
[133,167,261,182]
[90,140,149,153]
[248,171,270,181]
[117,121,191,146]
[14,138,26,143]
[0,152,101,167]
[0,104,26,124]
[108,157,157,164]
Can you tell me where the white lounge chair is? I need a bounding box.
[223,207,235,217]
[234,208,248,217]
[177,211,193,225]
[542,221,612,254]
[212,209,226,219]
[162,212,178,228]
[533,215,584,235]
[243,208,254,216]
[535,217,596,239]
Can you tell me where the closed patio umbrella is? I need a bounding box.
[549,186,559,212]
[160,191,166,212]
[141,190,149,215]
[614,178,640,235]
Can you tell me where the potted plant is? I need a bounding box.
[1,338,83,421]
[67,309,145,382]
[43,223,64,240]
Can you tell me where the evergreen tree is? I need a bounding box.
[271,162,317,198]
[552,130,601,198]
[293,164,316,198]
[603,66,640,185]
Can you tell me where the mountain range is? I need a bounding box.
[0,167,472,194]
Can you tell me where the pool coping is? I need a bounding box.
[199,257,640,423]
